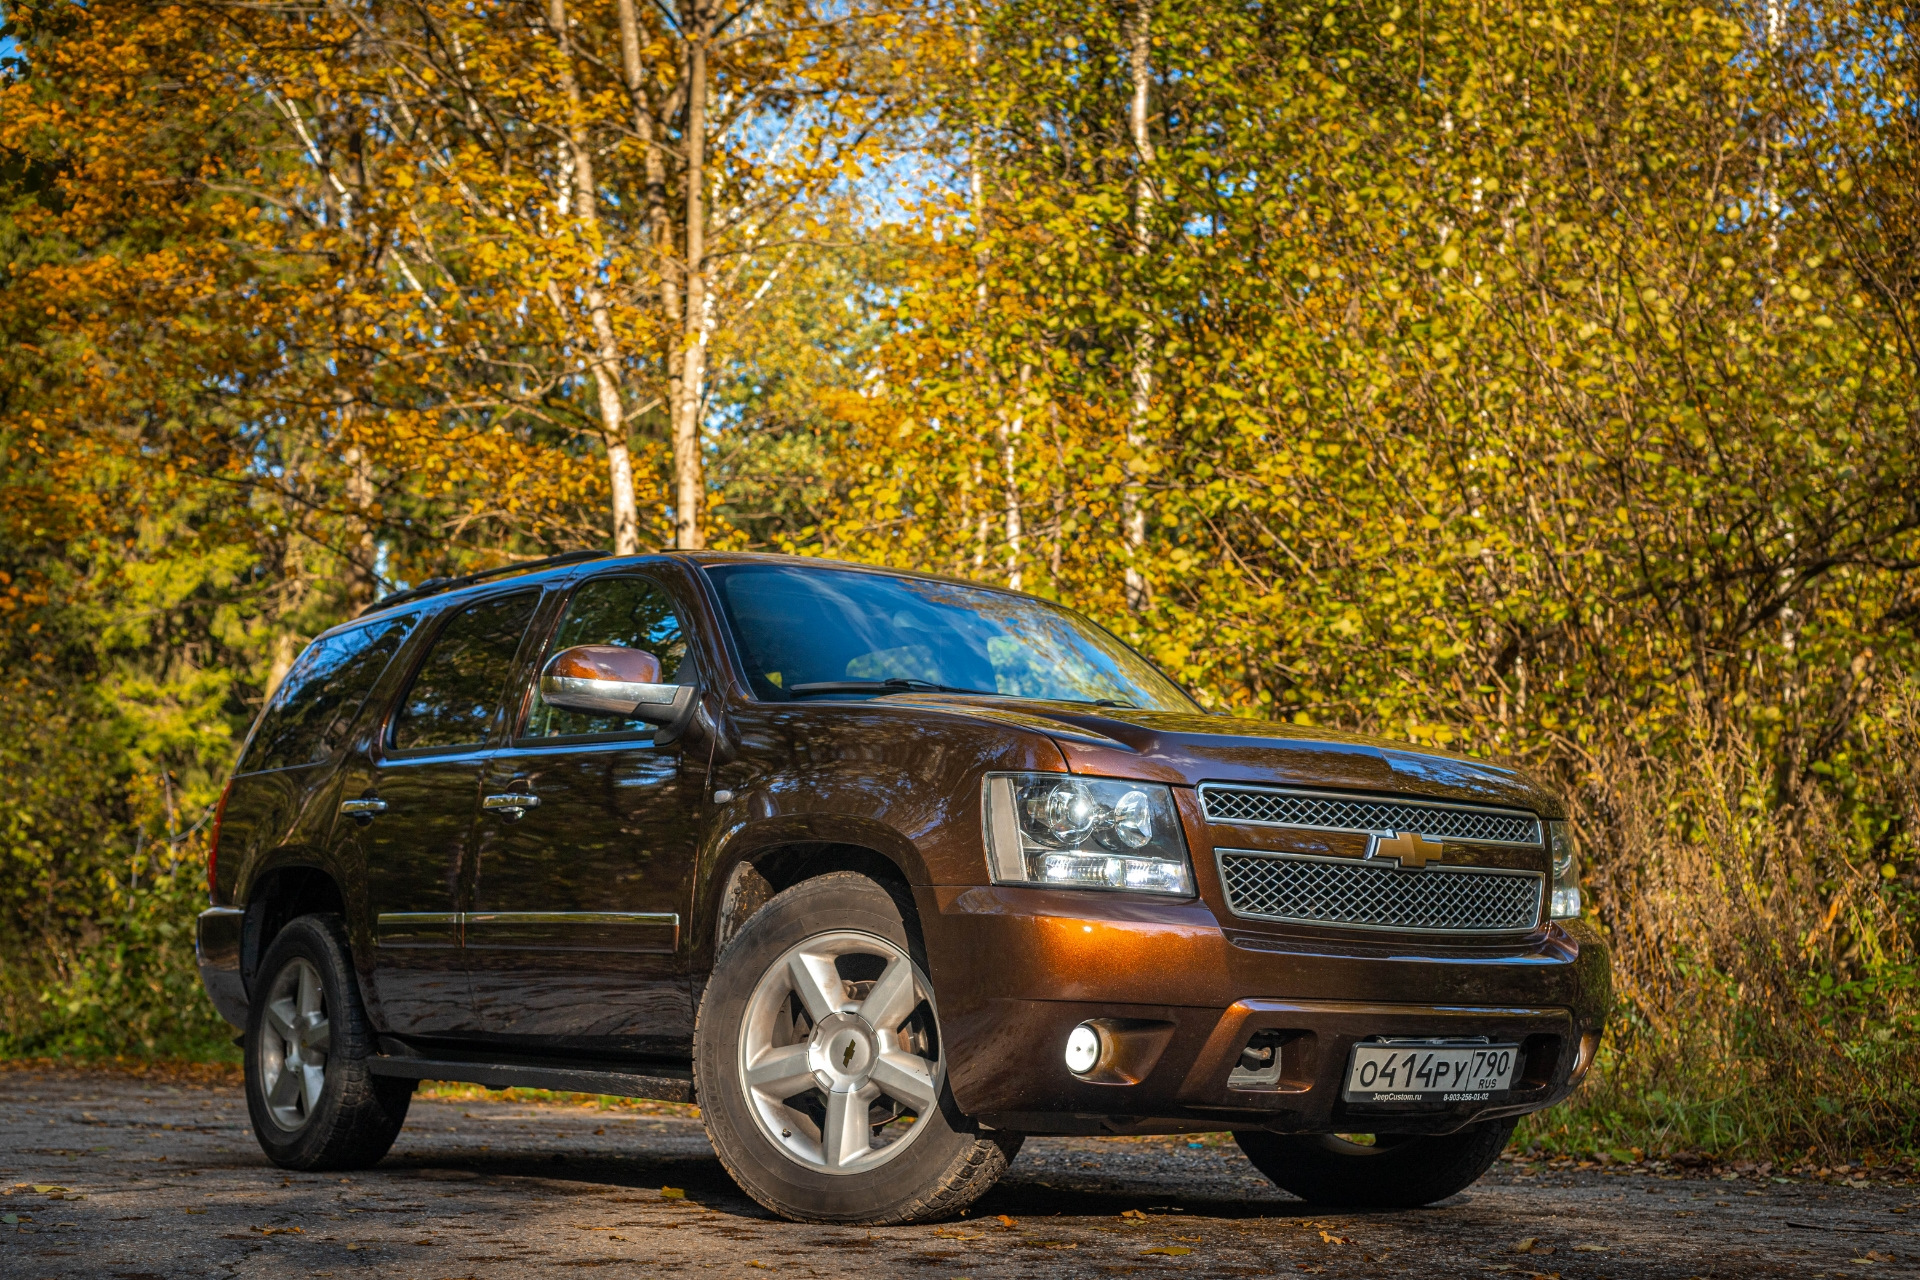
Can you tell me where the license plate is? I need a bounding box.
[1343,1041,1521,1104]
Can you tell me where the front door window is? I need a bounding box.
[523,575,691,740]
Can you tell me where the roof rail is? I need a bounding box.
[358,549,613,617]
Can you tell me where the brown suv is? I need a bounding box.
[196,551,1609,1223]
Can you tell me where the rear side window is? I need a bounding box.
[391,591,539,752]
[242,614,417,773]
[523,575,689,740]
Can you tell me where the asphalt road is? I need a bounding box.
[2,1067,1915,1279]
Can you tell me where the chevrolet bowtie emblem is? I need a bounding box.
[1369,830,1445,869]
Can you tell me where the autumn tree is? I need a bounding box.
[200,0,918,560]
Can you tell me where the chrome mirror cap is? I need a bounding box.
[540,644,696,734]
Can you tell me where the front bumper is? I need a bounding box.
[915,885,1611,1136]
[196,906,249,1029]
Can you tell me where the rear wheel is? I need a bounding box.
[243,913,412,1170]
[1234,1118,1517,1207]
[694,872,1020,1224]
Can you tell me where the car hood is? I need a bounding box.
[888,695,1561,818]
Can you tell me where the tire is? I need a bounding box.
[1234,1118,1518,1208]
[243,913,413,1171]
[694,871,1021,1224]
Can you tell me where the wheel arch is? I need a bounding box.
[704,836,920,964]
[242,863,349,992]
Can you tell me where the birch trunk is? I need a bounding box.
[1122,0,1154,612]
[549,0,640,555]
[616,0,686,525]
[671,4,711,551]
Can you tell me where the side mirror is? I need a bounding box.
[539,645,698,744]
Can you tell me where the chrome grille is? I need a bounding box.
[1217,850,1544,933]
[1201,785,1541,846]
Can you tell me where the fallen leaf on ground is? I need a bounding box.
[251,1226,304,1236]
[1143,1246,1193,1256]
[1510,1238,1537,1253]
[1319,1230,1349,1245]
[183,1208,207,1215]
[1121,1208,1148,1220]
[1572,1243,1607,1252]
[660,1186,686,1199]
[3,1214,26,1225]
[997,1214,1017,1227]
[31,1186,68,1194]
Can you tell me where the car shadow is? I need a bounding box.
[378,1147,771,1210]
[367,1146,1463,1227]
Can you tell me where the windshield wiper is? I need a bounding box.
[1088,698,1137,708]
[786,677,997,698]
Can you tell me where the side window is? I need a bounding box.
[524,576,689,740]
[241,615,417,774]
[391,592,539,752]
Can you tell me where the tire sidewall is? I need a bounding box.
[243,914,364,1168]
[695,873,982,1223]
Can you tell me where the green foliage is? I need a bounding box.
[0,683,233,1059]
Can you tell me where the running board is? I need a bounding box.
[366,1055,695,1104]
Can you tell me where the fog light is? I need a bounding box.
[1065,1023,1102,1075]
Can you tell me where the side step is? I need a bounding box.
[366,1056,695,1105]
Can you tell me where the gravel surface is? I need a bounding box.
[2,1067,1916,1278]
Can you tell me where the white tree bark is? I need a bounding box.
[671,3,712,551]
[1122,0,1154,612]
[548,0,640,555]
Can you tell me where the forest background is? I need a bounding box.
[3,0,1918,1164]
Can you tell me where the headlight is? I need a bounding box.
[1548,820,1582,919]
[982,773,1193,895]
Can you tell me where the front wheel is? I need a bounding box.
[1234,1118,1518,1207]
[694,871,1021,1224]
[243,913,413,1170]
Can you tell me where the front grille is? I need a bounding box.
[1217,850,1544,933]
[1200,785,1541,846]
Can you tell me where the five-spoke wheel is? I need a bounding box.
[257,956,332,1132]
[243,913,412,1170]
[738,929,943,1174]
[696,872,1020,1223]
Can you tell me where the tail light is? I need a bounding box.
[207,778,234,901]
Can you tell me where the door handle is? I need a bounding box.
[482,792,540,818]
[340,797,388,817]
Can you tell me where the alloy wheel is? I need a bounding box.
[258,956,331,1133]
[736,929,944,1175]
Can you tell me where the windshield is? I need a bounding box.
[706,563,1196,712]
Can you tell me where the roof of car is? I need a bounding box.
[324,549,1050,644]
